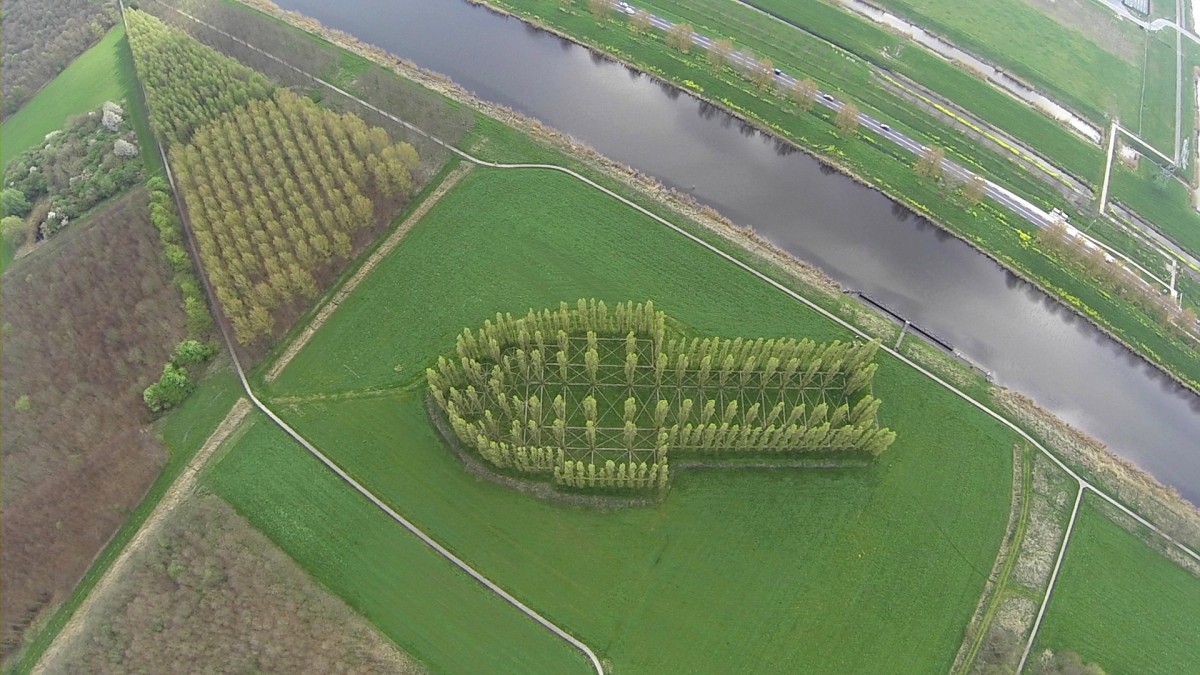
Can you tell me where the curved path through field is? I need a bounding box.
[141,3,1200,673]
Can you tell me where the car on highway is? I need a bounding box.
[822,93,834,101]
[879,123,890,131]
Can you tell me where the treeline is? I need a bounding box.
[172,90,419,342]
[428,300,895,492]
[0,0,117,117]
[141,177,217,412]
[124,8,272,146]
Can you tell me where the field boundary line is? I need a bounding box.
[1016,484,1085,674]
[32,398,252,673]
[140,5,1200,673]
[264,162,474,383]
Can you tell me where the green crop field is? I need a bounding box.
[1034,497,1200,674]
[868,0,1152,126]
[218,167,1020,672]
[205,415,589,674]
[1110,163,1200,259]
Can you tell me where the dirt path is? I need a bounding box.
[34,399,252,673]
[265,163,474,384]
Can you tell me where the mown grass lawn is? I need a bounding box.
[230,167,1017,672]
[1034,497,1200,674]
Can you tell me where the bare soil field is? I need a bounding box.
[0,188,187,661]
[38,492,421,674]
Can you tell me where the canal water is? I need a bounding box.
[273,0,1200,502]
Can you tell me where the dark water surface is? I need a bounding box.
[274,0,1200,502]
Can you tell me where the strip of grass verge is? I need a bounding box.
[7,366,242,675]
[203,413,589,674]
[1032,496,1200,674]
[258,165,1014,671]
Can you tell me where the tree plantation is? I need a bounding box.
[125,9,272,146]
[171,90,419,342]
[427,300,896,492]
[125,8,421,343]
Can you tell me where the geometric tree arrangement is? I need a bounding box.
[427,300,896,492]
[126,9,422,344]
[171,89,420,342]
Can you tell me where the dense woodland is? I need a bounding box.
[0,190,187,661]
[429,300,895,490]
[124,9,273,146]
[140,0,473,160]
[45,495,423,674]
[174,90,419,342]
[0,0,118,117]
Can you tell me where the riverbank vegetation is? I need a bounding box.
[477,0,1200,391]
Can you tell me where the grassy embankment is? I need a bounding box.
[0,24,162,272]
[869,0,1175,149]
[686,0,1105,184]
[600,0,1181,269]
[479,0,1200,391]
[210,167,1017,673]
[7,368,243,675]
[1034,497,1200,674]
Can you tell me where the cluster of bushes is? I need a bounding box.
[143,339,216,412]
[0,0,118,118]
[1,101,142,245]
[143,178,217,412]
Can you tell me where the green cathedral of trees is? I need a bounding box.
[428,300,897,492]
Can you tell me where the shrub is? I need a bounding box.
[143,362,194,412]
[171,339,217,366]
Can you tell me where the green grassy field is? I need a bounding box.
[1034,497,1200,674]
[1110,163,1200,258]
[225,167,1018,672]
[205,415,589,674]
[722,0,1105,183]
[868,0,1150,126]
[1,27,129,171]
